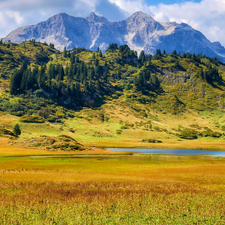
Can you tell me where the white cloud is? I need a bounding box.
[0,0,98,38]
[5,10,24,25]
[0,0,126,38]
[109,0,147,15]
[150,0,225,46]
[110,0,225,46]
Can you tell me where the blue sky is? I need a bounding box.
[1,0,225,46]
[145,0,201,4]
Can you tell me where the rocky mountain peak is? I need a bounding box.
[87,12,109,24]
[48,13,69,22]
[127,11,156,22]
[87,12,97,20]
[3,11,225,62]
[126,11,164,35]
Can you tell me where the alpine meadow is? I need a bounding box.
[1,10,225,224]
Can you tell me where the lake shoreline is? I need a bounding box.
[2,138,225,156]
[86,140,225,151]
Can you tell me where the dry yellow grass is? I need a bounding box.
[0,144,225,223]
[86,139,225,150]
[0,139,128,156]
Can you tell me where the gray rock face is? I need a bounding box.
[4,11,225,62]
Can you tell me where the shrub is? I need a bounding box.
[116,129,122,134]
[0,128,15,137]
[154,126,164,132]
[47,116,58,123]
[19,115,45,123]
[142,139,162,143]
[179,129,198,140]
[189,124,200,129]
[201,130,222,138]
[124,83,133,90]
[139,110,147,118]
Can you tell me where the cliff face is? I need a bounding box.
[4,11,225,62]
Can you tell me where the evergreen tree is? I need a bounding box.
[199,68,204,79]
[139,50,145,63]
[89,68,95,80]
[13,124,21,137]
[72,64,77,77]
[76,68,80,80]
[63,47,67,58]
[20,70,27,91]
[31,65,39,89]
[68,66,73,79]
[103,71,108,82]
[67,50,71,58]
[125,82,132,90]
[65,66,69,77]
[70,54,75,64]
[172,50,177,56]
[25,68,32,90]
[46,65,52,87]
[174,60,179,68]
[96,80,101,92]
[156,49,162,56]
[38,64,46,88]
[58,66,65,81]
[10,63,27,95]
[117,71,121,79]
[70,83,76,96]
[94,59,99,66]
[75,56,79,63]
[153,49,162,60]
[95,65,101,77]
[75,82,80,96]
[83,80,89,93]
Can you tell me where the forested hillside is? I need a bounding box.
[1,40,225,143]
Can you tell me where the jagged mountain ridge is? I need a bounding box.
[4,11,225,62]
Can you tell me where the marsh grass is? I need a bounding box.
[0,181,225,224]
[0,152,225,224]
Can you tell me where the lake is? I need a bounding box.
[107,148,225,157]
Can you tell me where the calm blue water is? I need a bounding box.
[107,148,225,157]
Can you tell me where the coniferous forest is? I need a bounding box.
[0,40,225,139]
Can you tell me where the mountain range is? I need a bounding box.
[4,11,225,62]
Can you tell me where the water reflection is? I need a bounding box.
[26,148,225,162]
[107,148,225,157]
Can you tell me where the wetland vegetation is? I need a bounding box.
[0,143,225,224]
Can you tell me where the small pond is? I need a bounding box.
[107,148,225,157]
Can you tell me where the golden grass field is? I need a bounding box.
[0,140,225,224]
[1,103,225,224]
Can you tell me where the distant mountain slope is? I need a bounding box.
[4,11,225,62]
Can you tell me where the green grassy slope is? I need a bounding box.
[1,42,225,146]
